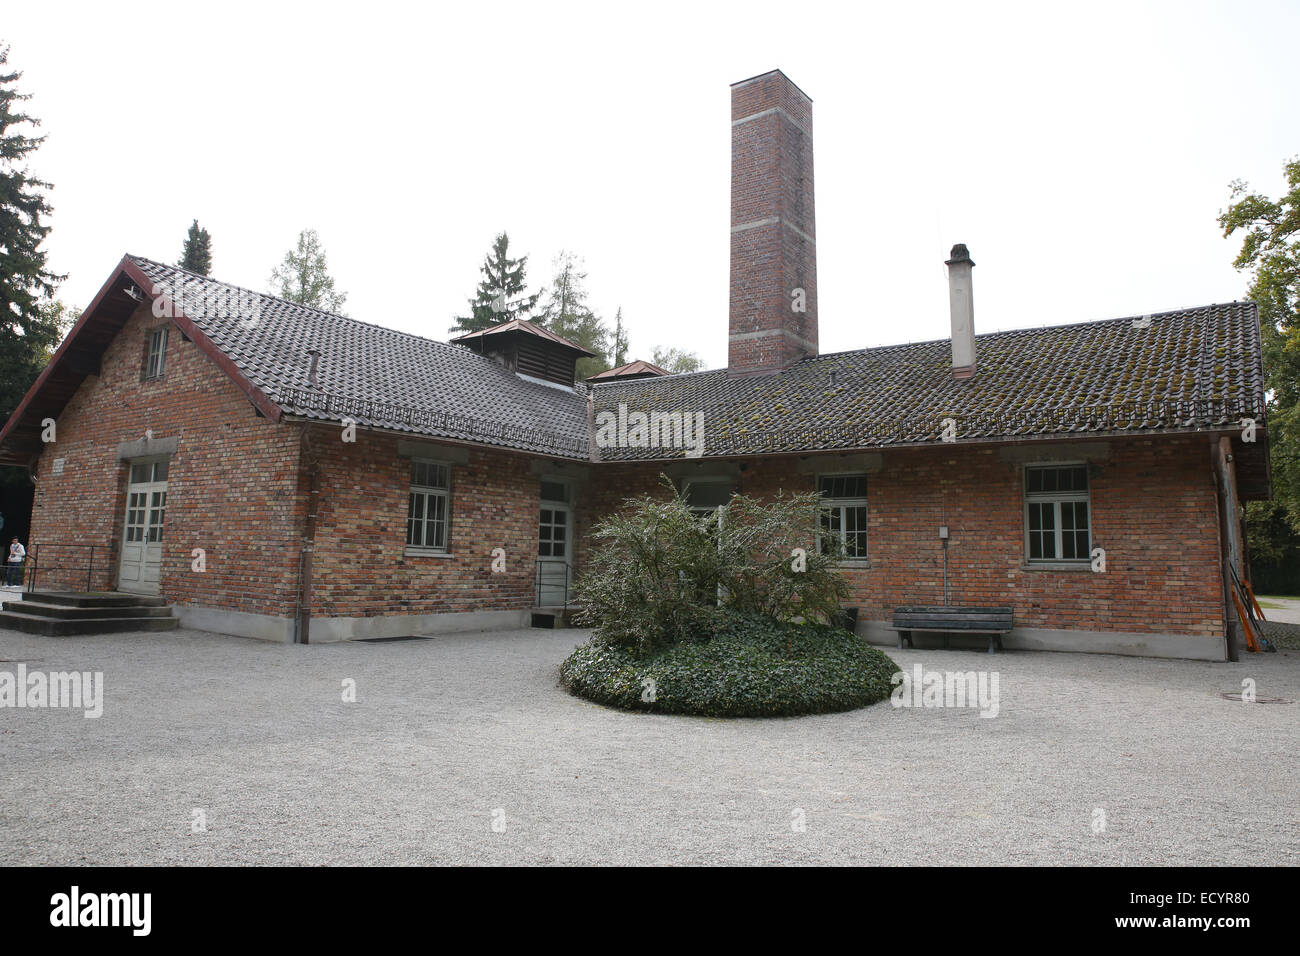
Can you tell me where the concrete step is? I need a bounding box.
[530,607,583,629]
[22,590,168,609]
[0,611,178,636]
[1,599,175,620]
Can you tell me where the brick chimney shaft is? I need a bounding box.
[728,70,818,372]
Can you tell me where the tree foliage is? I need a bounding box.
[1220,159,1300,568]
[574,477,849,654]
[537,251,611,380]
[269,229,348,315]
[651,345,704,374]
[0,45,66,438]
[178,219,212,275]
[611,306,629,368]
[450,232,542,335]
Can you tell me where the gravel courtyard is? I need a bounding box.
[2,624,1297,866]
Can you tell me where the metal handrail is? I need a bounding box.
[22,543,100,593]
[534,559,572,612]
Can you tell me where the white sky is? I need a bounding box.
[4,0,1297,369]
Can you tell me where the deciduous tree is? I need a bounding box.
[269,229,348,314]
[1220,159,1300,586]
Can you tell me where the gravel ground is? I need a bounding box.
[1,624,1297,866]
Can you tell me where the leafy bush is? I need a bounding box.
[573,477,849,654]
[560,610,900,717]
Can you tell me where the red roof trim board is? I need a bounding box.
[119,259,284,423]
[0,257,284,465]
[0,255,130,464]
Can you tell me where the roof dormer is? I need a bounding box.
[585,359,671,383]
[452,319,594,387]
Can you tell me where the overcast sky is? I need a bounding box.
[4,0,1297,369]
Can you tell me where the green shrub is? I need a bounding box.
[560,610,901,718]
[573,477,849,654]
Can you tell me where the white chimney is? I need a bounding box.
[946,243,976,378]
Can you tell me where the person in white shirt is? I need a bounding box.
[6,538,25,587]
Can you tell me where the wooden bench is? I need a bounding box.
[890,606,1014,654]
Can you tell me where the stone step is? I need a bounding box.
[22,590,168,609]
[0,611,179,636]
[530,607,583,629]
[1,599,175,620]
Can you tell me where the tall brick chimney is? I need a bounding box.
[728,70,817,372]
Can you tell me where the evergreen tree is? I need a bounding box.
[0,45,66,439]
[538,251,611,380]
[651,345,704,374]
[612,307,629,367]
[451,232,543,335]
[269,229,348,315]
[178,219,213,275]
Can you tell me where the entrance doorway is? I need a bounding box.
[118,459,168,594]
[537,480,571,606]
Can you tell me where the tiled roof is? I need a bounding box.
[590,303,1265,460]
[124,260,1266,464]
[130,257,590,458]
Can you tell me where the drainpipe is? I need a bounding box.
[585,387,598,463]
[294,425,321,645]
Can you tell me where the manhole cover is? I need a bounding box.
[355,636,432,644]
[1218,693,1294,704]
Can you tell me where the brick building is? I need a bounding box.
[0,70,1270,660]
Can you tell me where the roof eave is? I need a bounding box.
[590,423,1254,465]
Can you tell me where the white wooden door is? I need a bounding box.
[119,460,168,594]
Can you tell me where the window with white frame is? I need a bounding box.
[685,480,732,519]
[406,460,450,552]
[818,474,867,560]
[144,326,169,380]
[1024,464,1090,562]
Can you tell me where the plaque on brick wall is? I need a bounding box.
[51,458,65,476]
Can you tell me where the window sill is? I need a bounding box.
[1020,561,1092,572]
[836,560,872,569]
[403,548,453,559]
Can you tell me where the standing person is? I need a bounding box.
[6,538,25,587]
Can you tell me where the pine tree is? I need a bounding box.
[450,232,543,335]
[538,252,611,380]
[0,45,66,435]
[178,219,213,275]
[612,307,629,367]
[269,229,348,315]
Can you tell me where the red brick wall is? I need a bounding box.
[304,428,546,617]
[27,303,302,616]
[576,437,1226,637]
[22,297,1227,642]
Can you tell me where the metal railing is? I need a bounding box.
[22,543,102,593]
[534,560,572,611]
